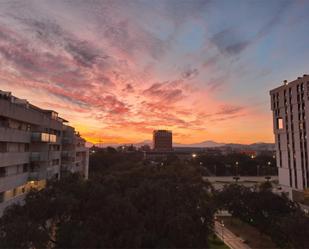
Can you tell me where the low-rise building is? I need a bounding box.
[0,90,89,216]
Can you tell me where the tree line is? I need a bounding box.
[0,149,307,248]
[0,163,215,248]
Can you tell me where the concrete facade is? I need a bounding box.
[270,74,309,201]
[0,90,89,216]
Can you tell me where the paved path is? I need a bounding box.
[214,221,252,249]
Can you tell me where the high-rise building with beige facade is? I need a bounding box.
[153,130,173,152]
[0,90,89,216]
[270,74,309,202]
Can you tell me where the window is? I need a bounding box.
[49,134,56,143]
[23,164,28,173]
[0,142,7,152]
[0,167,6,177]
[277,118,283,129]
[41,133,49,142]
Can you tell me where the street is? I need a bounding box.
[214,221,252,249]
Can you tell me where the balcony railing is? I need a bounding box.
[30,151,61,162]
[0,152,30,167]
[28,171,47,181]
[0,172,28,193]
[31,132,57,143]
[62,137,74,144]
[0,127,31,143]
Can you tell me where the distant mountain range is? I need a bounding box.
[89,140,275,150]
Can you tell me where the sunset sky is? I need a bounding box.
[0,0,309,145]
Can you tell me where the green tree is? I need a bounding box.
[0,164,216,248]
[215,183,307,248]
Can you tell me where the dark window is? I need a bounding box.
[0,167,6,177]
[23,164,28,173]
[0,142,7,152]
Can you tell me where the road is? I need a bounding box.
[204,176,279,191]
[214,221,252,249]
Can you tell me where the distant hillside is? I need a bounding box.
[90,140,274,150]
[173,140,225,148]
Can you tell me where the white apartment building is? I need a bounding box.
[0,90,89,216]
[270,74,309,202]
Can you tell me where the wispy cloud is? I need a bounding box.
[0,0,306,144]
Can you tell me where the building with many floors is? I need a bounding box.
[153,130,173,152]
[270,74,309,202]
[0,90,89,216]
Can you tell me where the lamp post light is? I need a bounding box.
[233,161,240,182]
[265,161,272,181]
[235,161,239,175]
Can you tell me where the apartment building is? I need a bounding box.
[0,90,89,216]
[153,130,173,152]
[270,74,309,202]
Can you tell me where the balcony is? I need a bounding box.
[0,152,30,167]
[0,98,43,125]
[30,152,45,162]
[0,98,63,129]
[0,127,31,143]
[51,151,61,160]
[76,146,88,152]
[30,151,61,162]
[31,132,57,143]
[62,137,74,144]
[28,171,47,181]
[0,172,28,192]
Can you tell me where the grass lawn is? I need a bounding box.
[220,216,278,249]
[209,234,230,249]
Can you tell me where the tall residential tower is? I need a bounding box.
[270,74,309,202]
[153,130,173,152]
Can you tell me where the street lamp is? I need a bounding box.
[192,153,197,158]
[235,161,239,175]
[233,161,240,182]
[265,161,272,181]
